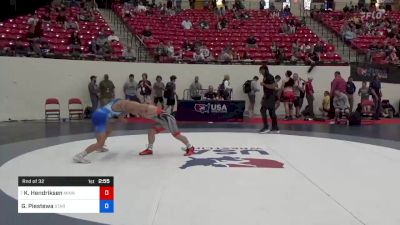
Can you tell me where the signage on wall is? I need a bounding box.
[350,62,400,84]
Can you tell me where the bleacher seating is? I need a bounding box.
[113,4,342,63]
[314,10,400,63]
[0,7,124,57]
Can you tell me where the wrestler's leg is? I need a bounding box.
[73,132,107,163]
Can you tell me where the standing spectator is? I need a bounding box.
[329,71,347,119]
[358,81,372,115]
[319,91,331,117]
[281,70,295,120]
[370,75,382,120]
[259,65,279,133]
[292,73,304,118]
[153,75,165,109]
[189,76,203,100]
[99,74,115,106]
[218,74,232,100]
[248,76,260,118]
[346,77,356,112]
[164,75,177,114]
[123,74,140,102]
[88,75,99,112]
[204,85,218,100]
[138,73,152,104]
[304,76,315,119]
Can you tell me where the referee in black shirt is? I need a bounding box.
[259,65,280,133]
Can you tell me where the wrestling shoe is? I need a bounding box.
[259,127,271,134]
[73,154,91,164]
[139,149,153,155]
[271,129,280,134]
[184,146,195,156]
[97,147,109,152]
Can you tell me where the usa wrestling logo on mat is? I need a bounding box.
[180,147,284,169]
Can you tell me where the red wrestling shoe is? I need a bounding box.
[184,146,195,156]
[139,149,153,155]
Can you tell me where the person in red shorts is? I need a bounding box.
[281,70,295,120]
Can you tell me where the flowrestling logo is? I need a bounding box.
[180,147,284,169]
[194,103,228,114]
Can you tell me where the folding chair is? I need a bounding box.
[45,98,61,121]
[68,98,84,120]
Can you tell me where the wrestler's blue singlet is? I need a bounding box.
[92,99,123,133]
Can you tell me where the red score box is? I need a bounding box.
[99,186,114,200]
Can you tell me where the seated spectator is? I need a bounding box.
[233,0,244,10]
[239,11,250,20]
[271,41,278,54]
[64,18,79,30]
[182,39,193,51]
[42,12,52,24]
[166,42,174,57]
[141,26,152,39]
[199,45,211,59]
[193,39,203,51]
[382,100,396,118]
[333,90,350,123]
[56,11,67,24]
[154,41,166,61]
[78,9,95,22]
[123,46,136,61]
[107,32,120,42]
[280,22,289,34]
[204,85,218,100]
[40,40,52,56]
[69,30,81,50]
[193,49,206,63]
[386,49,399,64]
[217,17,228,30]
[27,14,39,26]
[95,31,109,50]
[319,91,330,117]
[246,35,257,48]
[343,28,357,42]
[98,42,112,56]
[291,40,300,57]
[313,41,324,54]
[276,47,285,63]
[69,30,82,57]
[181,19,193,30]
[366,41,381,62]
[242,51,252,60]
[300,41,313,54]
[199,19,209,29]
[306,51,320,73]
[219,49,233,63]
[135,2,147,12]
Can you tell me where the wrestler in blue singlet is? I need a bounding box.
[92,99,123,133]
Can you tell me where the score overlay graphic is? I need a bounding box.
[18,176,114,213]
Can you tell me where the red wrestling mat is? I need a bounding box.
[126,117,400,125]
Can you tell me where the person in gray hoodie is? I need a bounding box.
[333,90,350,121]
[248,76,260,118]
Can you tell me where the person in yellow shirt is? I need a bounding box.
[319,91,330,117]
